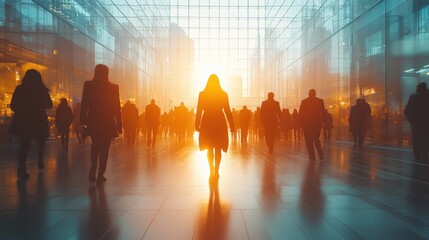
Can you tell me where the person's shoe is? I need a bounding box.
[38,161,44,170]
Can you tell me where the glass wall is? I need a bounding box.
[266,0,429,146]
[0,0,169,123]
[2,0,428,146]
[168,0,266,109]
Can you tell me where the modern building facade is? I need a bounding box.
[1,0,428,146]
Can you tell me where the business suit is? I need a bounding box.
[80,78,122,182]
[261,98,282,153]
[299,96,325,160]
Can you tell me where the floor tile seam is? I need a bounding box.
[358,200,429,229]
[323,215,365,240]
[279,145,429,188]
[139,196,175,240]
[327,144,424,166]
[238,209,251,240]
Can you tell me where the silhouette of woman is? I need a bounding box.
[10,69,53,179]
[80,64,122,183]
[195,74,235,177]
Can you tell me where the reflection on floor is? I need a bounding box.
[1,136,429,239]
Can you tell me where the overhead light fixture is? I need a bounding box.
[404,68,415,73]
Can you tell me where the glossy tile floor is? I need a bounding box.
[1,135,429,240]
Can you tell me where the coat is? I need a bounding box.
[55,104,73,134]
[299,97,325,130]
[195,90,234,152]
[80,80,122,138]
[145,103,161,127]
[261,99,281,127]
[9,85,53,137]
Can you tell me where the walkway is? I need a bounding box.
[1,135,429,239]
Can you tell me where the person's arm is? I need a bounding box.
[80,82,89,126]
[320,99,326,125]
[223,94,235,132]
[276,102,282,124]
[113,85,122,134]
[195,93,203,131]
[10,86,21,113]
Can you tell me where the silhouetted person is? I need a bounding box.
[195,74,235,177]
[322,109,333,140]
[405,82,429,161]
[261,92,281,153]
[80,64,122,183]
[349,99,365,147]
[175,102,189,141]
[122,100,139,144]
[72,102,85,144]
[253,107,263,139]
[10,69,53,179]
[292,109,301,141]
[281,108,292,141]
[145,99,161,147]
[239,105,251,143]
[55,98,73,148]
[299,89,325,160]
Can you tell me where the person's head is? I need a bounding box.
[92,64,109,82]
[204,74,222,93]
[243,105,247,110]
[356,99,360,104]
[293,109,298,113]
[180,102,185,107]
[257,107,260,110]
[417,82,428,94]
[21,69,48,90]
[308,89,316,98]
[267,92,274,100]
[151,99,155,104]
[60,98,68,105]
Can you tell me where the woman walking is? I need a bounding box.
[195,74,235,177]
[10,69,53,179]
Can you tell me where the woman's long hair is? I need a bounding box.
[21,69,49,91]
[203,74,223,94]
[92,64,109,82]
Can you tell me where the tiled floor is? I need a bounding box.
[1,135,429,240]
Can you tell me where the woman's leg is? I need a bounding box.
[65,131,69,148]
[36,135,46,169]
[60,133,65,147]
[18,135,32,178]
[214,148,222,176]
[207,148,214,175]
